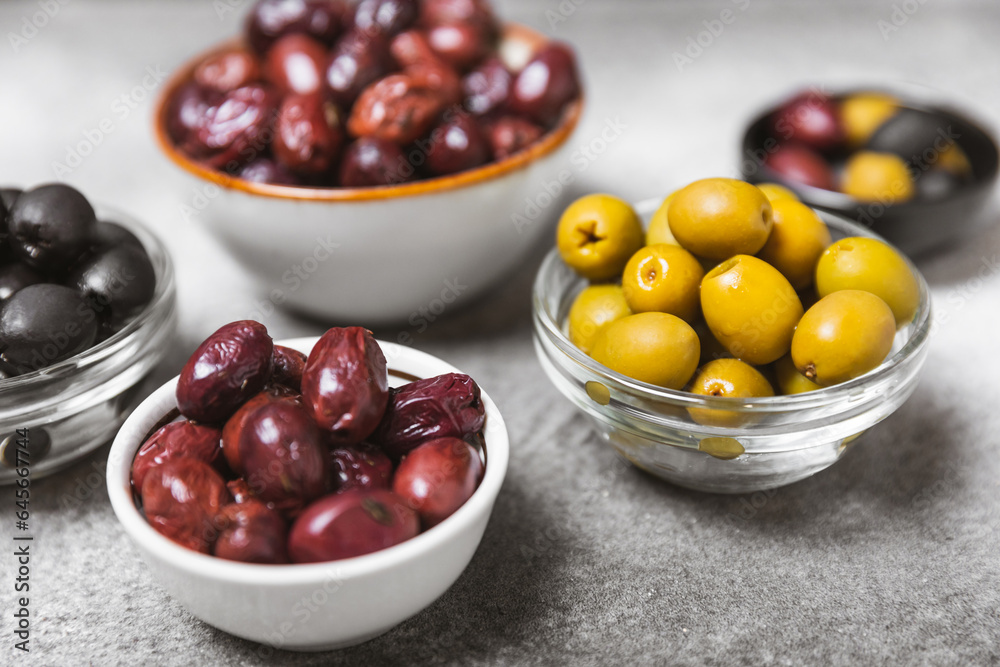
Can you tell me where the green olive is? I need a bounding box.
[791,290,895,386]
[756,182,799,204]
[590,312,700,389]
[687,358,775,427]
[668,178,773,260]
[646,193,679,246]
[557,194,644,281]
[568,284,632,354]
[621,244,704,322]
[815,236,919,327]
[841,151,915,204]
[700,255,803,365]
[774,354,822,395]
[756,199,832,290]
[841,92,898,147]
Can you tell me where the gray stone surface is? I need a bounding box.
[1,0,1000,665]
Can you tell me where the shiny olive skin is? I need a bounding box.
[419,0,497,33]
[567,284,631,355]
[8,184,97,271]
[792,290,895,386]
[589,312,700,389]
[194,47,261,94]
[645,193,679,246]
[273,93,344,174]
[700,255,803,365]
[556,194,644,282]
[764,144,835,191]
[425,114,489,176]
[486,116,543,160]
[264,34,327,96]
[0,284,98,373]
[68,244,156,329]
[214,501,289,564]
[508,43,580,127]
[371,372,485,458]
[176,320,274,424]
[141,458,231,554]
[774,354,822,395]
[393,437,483,528]
[686,358,775,428]
[238,157,299,185]
[325,29,391,107]
[815,237,919,327]
[245,0,348,54]
[354,0,418,36]
[621,244,704,322]
[771,91,845,152]
[756,199,831,291]
[288,489,420,563]
[330,443,393,492]
[227,478,256,504]
[462,57,511,116]
[272,345,308,392]
[301,327,389,443]
[222,387,301,475]
[841,151,915,204]
[347,73,448,145]
[755,182,799,204]
[841,92,898,148]
[668,178,773,260]
[190,84,278,171]
[166,82,219,152]
[131,420,224,492]
[426,23,491,70]
[338,137,408,187]
[0,263,43,303]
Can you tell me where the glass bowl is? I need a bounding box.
[0,206,177,484]
[532,203,931,494]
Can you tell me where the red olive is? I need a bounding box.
[273,93,344,174]
[141,459,230,553]
[392,437,483,528]
[347,73,448,145]
[271,345,308,392]
[238,157,299,185]
[425,113,489,176]
[176,320,274,424]
[194,47,261,94]
[372,373,485,458]
[131,421,224,492]
[214,501,288,564]
[486,115,544,160]
[419,0,497,35]
[426,23,490,71]
[462,57,511,116]
[246,0,349,55]
[353,0,418,37]
[166,82,219,151]
[338,137,408,187]
[227,478,256,504]
[264,34,327,96]
[325,29,391,107]
[301,327,389,443]
[764,144,836,191]
[189,84,279,171]
[771,91,845,153]
[288,489,419,562]
[330,443,393,492]
[508,43,580,127]
[389,29,439,68]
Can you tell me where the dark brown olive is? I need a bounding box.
[222,386,301,475]
[764,144,836,191]
[301,327,388,443]
[0,263,43,303]
[288,489,419,562]
[8,184,97,271]
[346,73,447,144]
[462,57,511,116]
[190,84,278,171]
[273,93,344,174]
[338,137,407,187]
[419,0,496,34]
[238,157,299,185]
[771,91,845,152]
[271,345,308,392]
[131,421,224,492]
[371,373,485,459]
[425,113,489,175]
[426,23,489,70]
[141,458,231,553]
[486,116,543,160]
[176,320,274,424]
[508,43,580,127]
[325,29,391,107]
[392,437,483,528]
[214,501,289,564]
[195,47,261,93]
[264,34,327,96]
[68,244,156,329]
[353,0,418,37]
[0,284,98,373]
[330,443,392,492]
[246,0,349,55]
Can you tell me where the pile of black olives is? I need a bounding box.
[0,183,156,379]
[133,322,486,564]
[165,0,581,188]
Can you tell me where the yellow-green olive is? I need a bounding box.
[568,284,632,354]
[687,358,775,427]
[590,312,700,389]
[621,244,704,322]
[557,194,644,281]
[668,178,773,260]
[756,199,832,290]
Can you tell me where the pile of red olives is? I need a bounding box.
[132,322,487,564]
[760,89,974,203]
[0,183,156,379]
[165,0,581,188]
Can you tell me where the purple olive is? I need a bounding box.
[238,157,299,185]
[425,113,489,176]
[330,443,393,492]
[190,84,279,172]
[486,115,544,160]
[131,420,224,492]
[214,501,288,564]
[392,437,483,528]
[264,33,327,96]
[246,0,349,55]
[338,137,408,186]
[419,0,497,35]
[195,47,261,94]
[324,29,391,107]
[222,386,302,476]
[141,458,231,554]
[462,57,511,116]
[771,91,845,153]
[353,0,418,37]
[273,93,344,174]
[426,23,490,71]
[271,345,308,392]
[166,82,220,151]
[288,489,419,562]
[508,43,580,127]
[764,144,836,191]
[176,320,274,424]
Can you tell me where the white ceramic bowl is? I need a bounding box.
[107,338,509,652]
[153,26,583,325]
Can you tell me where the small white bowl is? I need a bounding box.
[107,337,509,652]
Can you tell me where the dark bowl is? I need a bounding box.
[741,89,999,255]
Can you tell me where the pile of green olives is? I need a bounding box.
[557,177,920,425]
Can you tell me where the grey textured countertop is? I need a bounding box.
[2,1,1000,665]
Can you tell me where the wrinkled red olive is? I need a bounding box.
[486,115,543,160]
[301,327,388,443]
[462,57,511,116]
[371,372,484,458]
[425,113,489,176]
[508,43,580,127]
[419,0,497,34]
[194,47,261,94]
[273,93,344,174]
[238,157,299,185]
[353,0,418,37]
[325,29,391,107]
[131,421,224,492]
[330,443,393,492]
[166,82,219,152]
[176,320,274,424]
[271,345,308,392]
[214,501,288,564]
[189,84,278,171]
[246,0,349,55]
[347,73,448,145]
[288,489,419,562]
[141,458,230,553]
[264,34,327,96]
[392,437,483,528]
[338,137,408,187]
[389,29,439,67]
[426,23,490,71]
